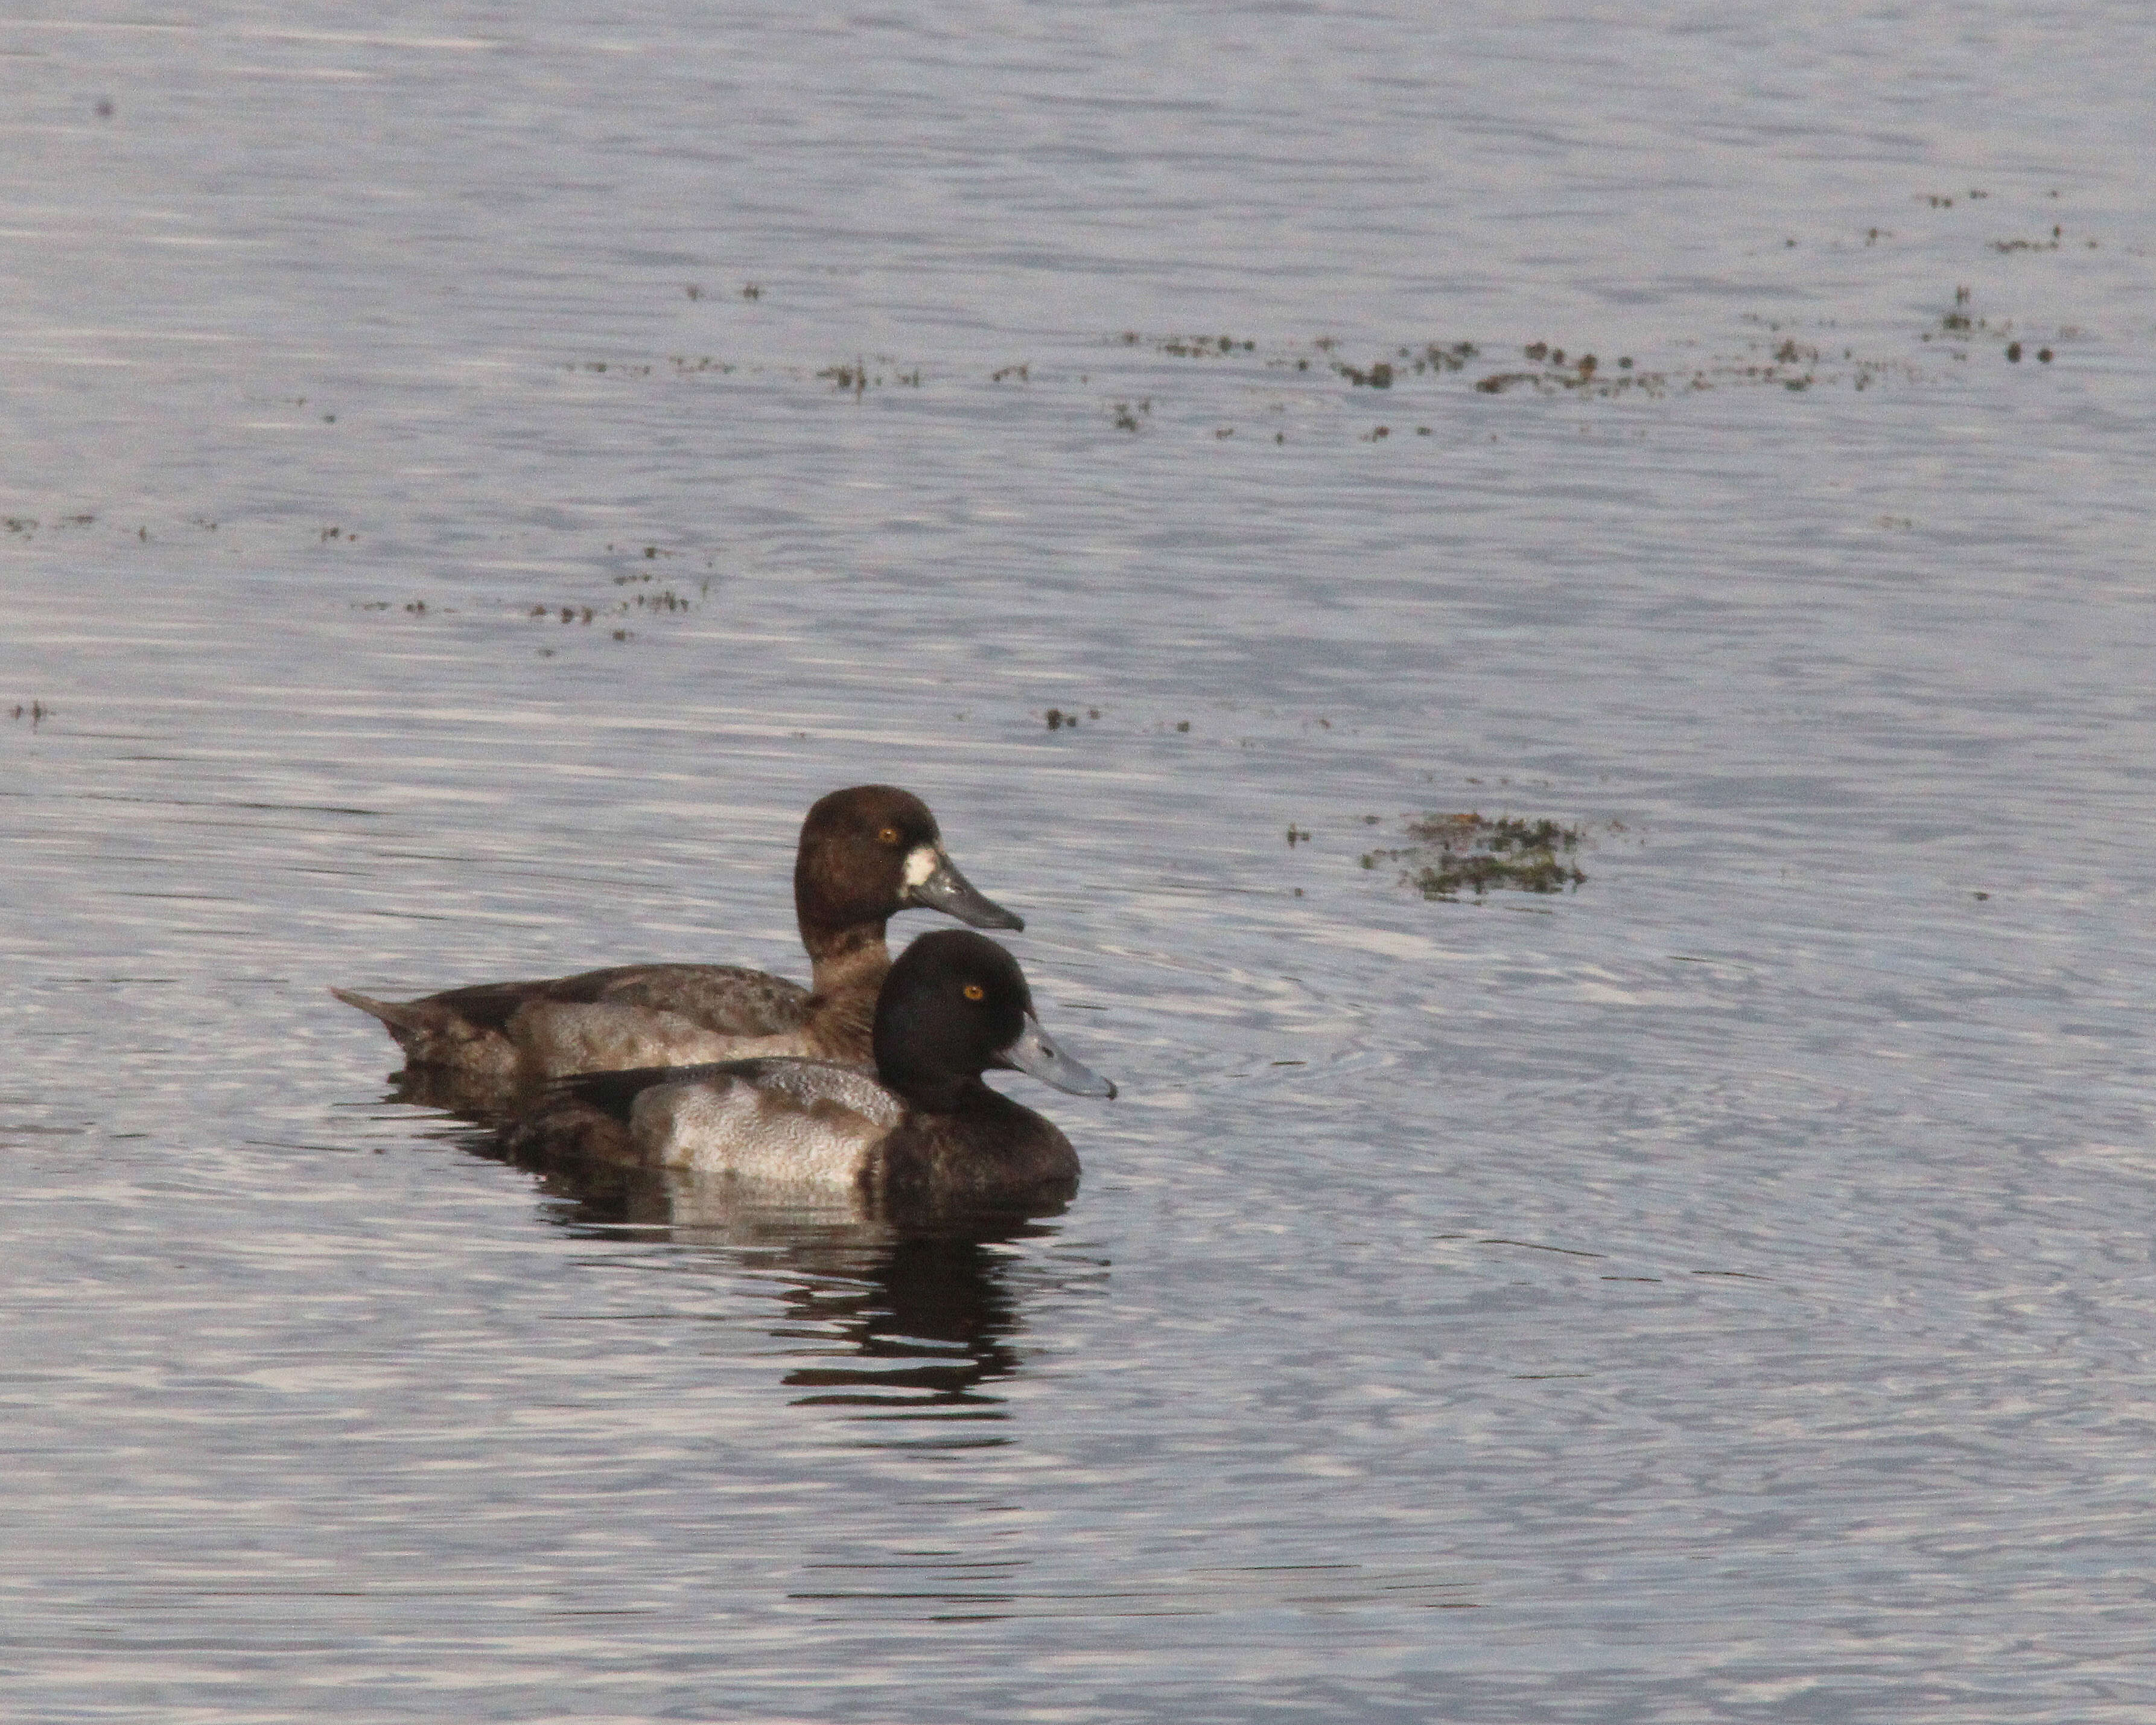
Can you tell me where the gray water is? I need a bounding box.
[5,4,2155,1720]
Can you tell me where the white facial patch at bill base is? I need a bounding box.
[902,846,941,889]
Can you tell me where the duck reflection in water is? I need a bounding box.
[763,1214,1043,1417]
[494,1147,1072,1418]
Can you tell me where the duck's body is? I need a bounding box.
[524,931,1114,1210]
[332,786,1020,1096]
[337,950,873,1082]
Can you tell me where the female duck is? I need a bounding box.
[331,785,1020,1091]
[546,930,1115,1207]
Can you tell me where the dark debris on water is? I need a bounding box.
[1362,812,1591,900]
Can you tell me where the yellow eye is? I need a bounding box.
[962,983,985,1002]
[878,826,902,846]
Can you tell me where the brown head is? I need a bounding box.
[792,785,1023,961]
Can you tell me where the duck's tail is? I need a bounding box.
[328,985,427,1033]
[498,1094,639,1166]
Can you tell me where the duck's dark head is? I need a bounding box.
[873,929,1116,1113]
[794,786,1022,951]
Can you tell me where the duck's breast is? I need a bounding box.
[877,1088,1081,1200]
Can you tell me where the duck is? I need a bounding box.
[331,785,1023,1095]
[527,929,1115,1208]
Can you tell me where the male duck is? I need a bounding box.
[539,929,1115,1207]
[331,785,1021,1091]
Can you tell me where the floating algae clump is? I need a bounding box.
[1362,812,1587,900]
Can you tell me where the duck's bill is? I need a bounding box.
[905,846,1025,931]
[994,1012,1116,1098]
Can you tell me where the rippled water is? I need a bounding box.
[6,4,2155,1719]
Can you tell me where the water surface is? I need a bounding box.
[5,4,2155,1719]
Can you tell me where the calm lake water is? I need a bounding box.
[5,4,2154,1719]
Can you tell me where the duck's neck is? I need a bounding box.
[802,919,892,1000]
[874,1048,997,1118]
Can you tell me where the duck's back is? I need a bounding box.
[332,961,821,1082]
[401,961,809,1038]
[551,963,813,1031]
[506,963,833,1077]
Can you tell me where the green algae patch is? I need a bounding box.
[1363,812,1588,901]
